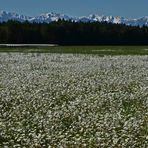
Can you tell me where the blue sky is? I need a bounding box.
[0,0,148,18]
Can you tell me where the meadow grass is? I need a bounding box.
[0,53,148,147]
[0,46,148,55]
[0,46,148,147]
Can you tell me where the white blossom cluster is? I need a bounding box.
[0,53,148,147]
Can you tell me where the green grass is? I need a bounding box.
[1,46,148,55]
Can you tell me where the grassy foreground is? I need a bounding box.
[0,53,148,147]
[0,46,148,55]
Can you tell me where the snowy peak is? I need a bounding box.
[0,10,148,27]
[0,11,30,22]
[87,15,123,23]
[30,12,72,23]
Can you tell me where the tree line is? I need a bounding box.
[0,20,148,45]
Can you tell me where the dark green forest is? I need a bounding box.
[0,20,148,45]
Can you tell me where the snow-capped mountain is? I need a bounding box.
[0,11,74,23]
[1,10,148,27]
[0,11,31,22]
[82,14,126,24]
[29,12,73,23]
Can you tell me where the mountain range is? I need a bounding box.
[1,10,148,27]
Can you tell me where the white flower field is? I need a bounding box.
[0,53,148,147]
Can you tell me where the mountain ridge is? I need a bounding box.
[0,10,148,26]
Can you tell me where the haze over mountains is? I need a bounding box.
[0,10,148,27]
